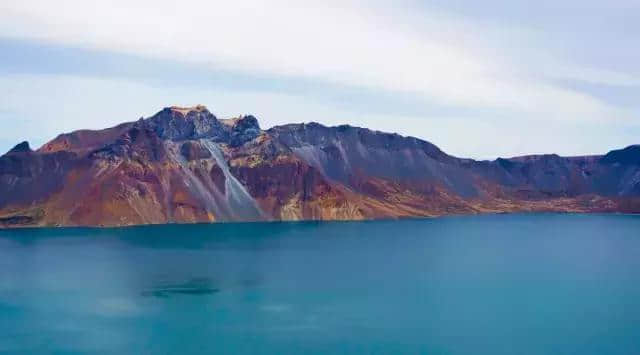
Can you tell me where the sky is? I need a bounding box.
[0,0,638,159]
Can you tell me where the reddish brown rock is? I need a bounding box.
[1,105,639,228]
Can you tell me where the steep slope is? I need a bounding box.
[1,105,638,227]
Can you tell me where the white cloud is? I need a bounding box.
[0,0,633,123]
[554,66,640,87]
[1,74,637,159]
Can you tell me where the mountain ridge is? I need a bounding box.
[1,105,639,227]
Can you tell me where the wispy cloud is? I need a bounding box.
[0,0,637,157]
[1,0,635,120]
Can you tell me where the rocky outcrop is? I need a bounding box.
[8,141,32,153]
[601,145,640,166]
[229,115,261,147]
[145,105,228,141]
[1,104,639,227]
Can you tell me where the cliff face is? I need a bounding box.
[1,105,639,227]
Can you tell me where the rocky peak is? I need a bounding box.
[144,105,228,142]
[229,115,261,147]
[7,141,32,154]
[139,106,263,146]
[168,104,209,116]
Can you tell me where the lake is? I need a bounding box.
[1,214,639,354]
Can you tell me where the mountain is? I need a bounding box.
[1,105,639,227]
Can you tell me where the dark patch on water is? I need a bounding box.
[142,278,219,298]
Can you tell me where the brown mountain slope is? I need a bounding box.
[1,105,639,227]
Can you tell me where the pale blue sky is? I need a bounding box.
[0,0,638,159]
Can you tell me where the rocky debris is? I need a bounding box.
[180,141,212,161]
[210,163,226,194]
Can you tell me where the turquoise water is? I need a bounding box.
[1,214,640,354]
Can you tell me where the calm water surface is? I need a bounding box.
[1,214,640,354]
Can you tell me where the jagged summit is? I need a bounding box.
[220,114,258,127]
[37,105,265,155]
[167,104,210,116]
[7,141,32,154]
[145,105,226,141]
[144,107,262,145]
[229,115,261,147]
